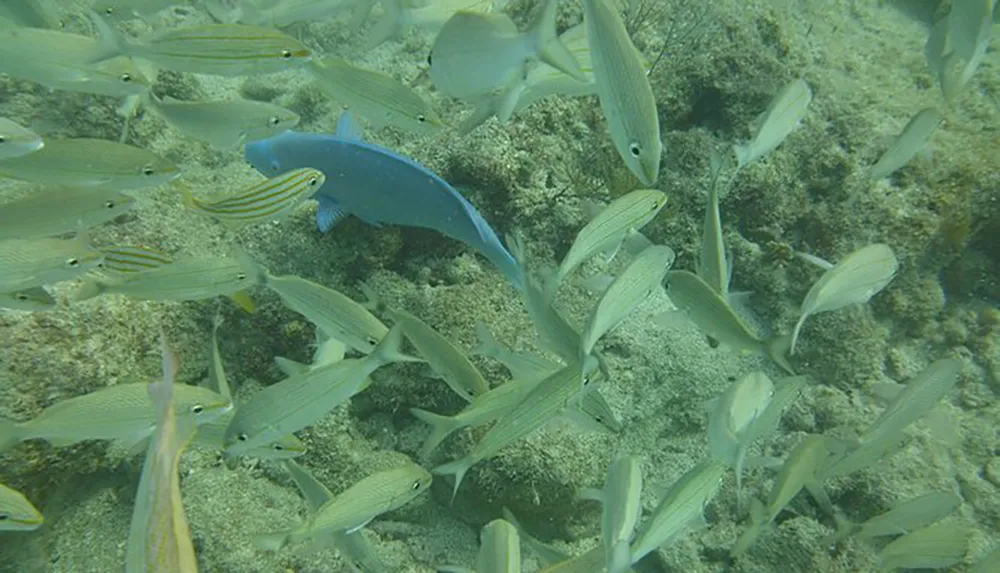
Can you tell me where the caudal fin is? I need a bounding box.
[373,323,422,366]
[766,334,795,374]
[0,418,22,452]
[409,408,461,459]
[432,457,473,504]
[529,0,585,81]
[86,10,131,64]
[364,0,403,49]
[252,532,289,552]
[606,540,631,573]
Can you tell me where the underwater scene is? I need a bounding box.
[0,0,998,571]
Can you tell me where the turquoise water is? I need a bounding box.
[0,0,998,571]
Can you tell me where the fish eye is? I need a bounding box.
[268,116,281,126]
[411,480,422,490]
[104,7,114,15]
[273,444,284,451]
[594,415,604,423]
[366,336,378,347]
[307,176,319,187]
[120,73,132,83]
[0,513,8,521]
[67,258,80,267]
[105,200,116,209]
[14,293,29,301]
[628,142,642,157]
[237,433,248,442]
[0,136,6,144]
[142,166,156,176]
[269,161,280,174]
[281,49,293,58]
[191,404,205,415]
[416,114,426,123]
[236,272,248,281]
[426,53,433,65]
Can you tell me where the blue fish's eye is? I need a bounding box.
[270,161,280,174]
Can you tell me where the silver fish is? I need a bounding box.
[869,108,943,180]
[0,116,43,160]
[0,235,104,292]
[0,286,56,312]
[0,187,135,240]
[733,79,812,170]
[146,95,300,150]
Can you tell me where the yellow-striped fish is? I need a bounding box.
[98,245,174,275]
[0,482,43,531]
[308,57,443,135]
[89,13,312,77]
[125,336,198,573]
[182,168,324,228]
[0,116,43,160]
[0,138,179,190]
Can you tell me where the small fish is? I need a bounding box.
[0,482,43,531]
[935,0,993,102]
[254,462,432,551]
[251,266,389,354]
[579,244,674,365]
[98,245,174,275]
[308,56,444,135]
[601,455,642,573]
[0,235,104,292]
[629,460,727,563]
[0,380,232,452]
[433,361,599,500]
[583,0,662,185]
[0,138,179,190]
[0,287,56,312]
[384,306,490,401]
[659,270,794,374]
[429,0,584,103]
[733,79,812,170]
[477,519,521,573]
[74,252,260,308]
[223,324,417,456]
[0,27,151,97]
[89,13,313,76]
[125,335,198,573]
[876,522,968,573]
[0,117,43,160]
[698,149,729,297]
[146,95,300,150]
[869,108,943,179]
[363,0,494,48]
[183,168,323,228]
[0,187,136,241]
[707,371,774,503]
[548,189,668,300]
[245,113,524,290]
[281,460,389,573]
[790,243,898,354]
[825,492,962,545]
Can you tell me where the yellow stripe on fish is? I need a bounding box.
[183,168,324,227]
[99,245,175,275]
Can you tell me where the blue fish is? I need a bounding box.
[245,113,524,291]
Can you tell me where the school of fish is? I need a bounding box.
[0,0,994,572]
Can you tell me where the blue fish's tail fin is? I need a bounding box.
[528,0,585,81]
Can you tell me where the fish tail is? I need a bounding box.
[765,334,795,374]
[819,511,858,547]
[349,0,378,32]
[374,323,421,366]
[432,457,472,505]
[252,531,289,552]
[364,0,403,49]
[0,418,22,452]
[274,356,310,377]
[470,320,501,359]
[607,540,631,573]
[789,312,808,355]
[86,9,130,64]
[530,0,585,81]
[72,279,106,303]
[409,408,460,459]
[730,497,767,558]
[732,143,750,170]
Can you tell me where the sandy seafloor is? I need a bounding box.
[1,0,999,571]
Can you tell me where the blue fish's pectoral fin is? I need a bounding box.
[335,112,364,141]
[316,195,348,233]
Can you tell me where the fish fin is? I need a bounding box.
[576,487,604,503]
[335,112,364,141]
[529,0,585,81]
[0,418,22,452]
[86,9,129,64]
[357,281,381,312]
[819,511,858,547]
[765,334,795,374]
[731,497,767,557]
[432,457,473,504]
[607,540,631,573]
[732,143,750,170]
[364,0,402,49]
[457,101,496,136]
[228,291,256,313]
[470,320,501,358]
[344,516,374,534]
[496,78,527,124]
[622,229,653,255]
[71,279,106,303]
[789,313,807,356]
[805,480,835,517]
[316,195,348,233]
[374,323,422,365]
[409,408,461,459]
[274,356,310,377]
[252,532,289,552]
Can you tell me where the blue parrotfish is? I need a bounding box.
[244,113,524,290]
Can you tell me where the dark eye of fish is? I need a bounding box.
[142,166,155,176]
[0,513,8,521]
[192,405,204,415]
[417,114,426,123]
[273,444,284,451]
[308,177,319,187]
[411,481,421,490]
[281,50,293,59]
[237,433,248,442]
[120,73,132,83]
[0,136,6,144]
[236,272,248,281]
[268,116,280,126]
[426,53,432,66]
[15,293,28,301]
[629,142,642,157]
[67,258,80,267]
[366,337,378,347]
[105,201,116,209]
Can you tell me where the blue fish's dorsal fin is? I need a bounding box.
[316,195,348,233]
[335,112,364,141]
